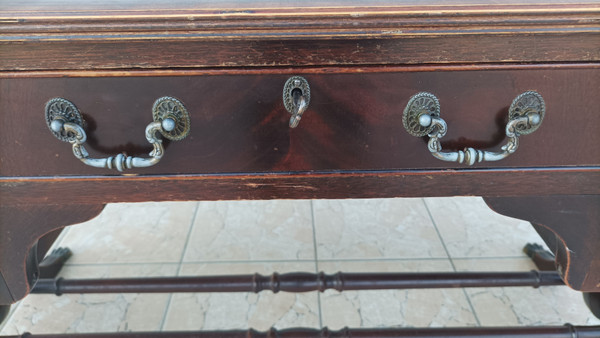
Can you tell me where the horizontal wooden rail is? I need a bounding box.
[7,325,600,338]
[31,271,564,295]
[3,168,600,206]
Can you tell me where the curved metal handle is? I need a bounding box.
[45,96,191,172]
[283,76,310,128]
[402,91,545,165]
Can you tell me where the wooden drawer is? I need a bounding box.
[1,65,599,177]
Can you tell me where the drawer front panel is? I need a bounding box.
[1,67,598,177]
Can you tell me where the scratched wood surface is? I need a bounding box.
[1,170,598,206]
[0,204,105,305]
[1,2,599,70]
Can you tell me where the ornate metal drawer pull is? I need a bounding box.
[283,76,310,128]
[45,97,190,172]
[402,91,545,165]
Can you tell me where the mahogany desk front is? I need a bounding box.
[0,0,599,334]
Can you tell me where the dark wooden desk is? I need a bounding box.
[1,0,599,333]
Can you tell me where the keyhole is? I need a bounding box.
[291,88,303,107]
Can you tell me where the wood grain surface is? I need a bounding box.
[485,195,600,292]
[1,66,598,177]
[0,204,105,305]
[1,169,598,206]
[7,0,600,12]
[1,2,598,69]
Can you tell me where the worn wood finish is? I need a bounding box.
[1,2,599,70]
[484,195,600,292]
[7,0,600,12]
[3,35,599,71]
[1,169,599,206]
[1,66,599,177]
[0,204,105,305]
[2,63,599,79]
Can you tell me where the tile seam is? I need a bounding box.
[422,198,482,327]
[311,200,324,329]
[158,201,201,331]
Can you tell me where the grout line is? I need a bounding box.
[178,202,202,269]
[158,201,201,331]
[450,256,532,261]
[422,198,482,326]
[421,199,455,269]
[316,257,450,262]
[64,262,182,267]
[63,259,316,267]
[180,259,316,265]
[310,200,324,329]
[59,255,532,268]
[157,287,174,328]
[310,200,320,270]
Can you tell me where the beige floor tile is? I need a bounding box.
[454,258,600,326]
[453,257,538,272]
[314,199,447,260]
[319,260,478,328]
[183,200,314,262]
[424,197,545,258]
[58,202,198,264]
[0,264,177,335]
[4,198,597,335]
[163,262,319,331]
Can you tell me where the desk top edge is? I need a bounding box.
[4,0,600,16]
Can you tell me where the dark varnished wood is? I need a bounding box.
[484,195,600,292]
[523,243,557,271]
[6,0,600,12]
[1,169,599,206]
[1,66,599,177]
[3,35,599,71]
[2,63,599,78]
[32,271,563,294]
[1,2,598,70]
[0,204,105,305]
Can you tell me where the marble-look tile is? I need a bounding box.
[58,202,198,264]
[319,260,478,328]
[424,197,545,258]
[0,264,177,335]
[453,257,538,272]
[454,258,600,326]
[314,199,447,260]
[183,200,314,262]
[163,262,319,331]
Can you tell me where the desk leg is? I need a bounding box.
[0,204,105,306]
[483,195,600,292]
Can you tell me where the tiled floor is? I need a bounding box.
[1,197,598,335]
